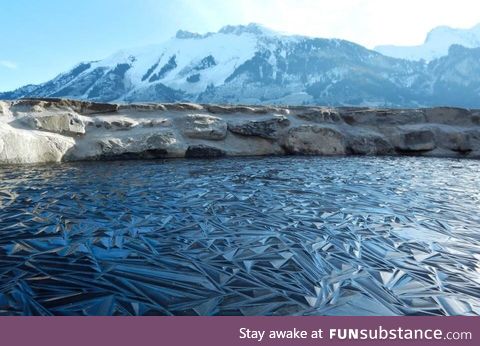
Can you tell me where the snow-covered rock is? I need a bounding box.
[95,129,183,160]
[0,122,75,164]
[179,114,227,140]
[22,112,86,135]
[346,132,394,155]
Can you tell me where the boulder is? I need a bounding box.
[23,113,86,136]
[145,132,178,148]
[394,129,436,152]
[185,145,226,158]
[97,130,181,159]
[0,123,74,164]
[437,131,472,153]
[228,116,290,140]
[97,138,131,158]
[180,114,227,140]
[347,135,393,155]
[282,125,346,155]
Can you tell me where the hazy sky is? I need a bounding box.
[1,0,480,91]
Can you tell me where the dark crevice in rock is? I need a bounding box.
[185,145,226,158]
[98,149,168,161]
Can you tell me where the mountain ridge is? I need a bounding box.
[375,23,480,62]
[3,23,480,108]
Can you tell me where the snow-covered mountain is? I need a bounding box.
[3,23,480,108]
[375,24,480,62]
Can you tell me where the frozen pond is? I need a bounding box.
[0,156,479,316]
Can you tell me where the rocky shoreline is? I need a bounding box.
[0,98,479,164]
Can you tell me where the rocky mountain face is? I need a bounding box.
[3,23,480,108]
[1,99,479,165]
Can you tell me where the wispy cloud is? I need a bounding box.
[0,60,18,69]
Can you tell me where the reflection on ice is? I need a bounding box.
[391,226,452,243]
[0,156,479,316]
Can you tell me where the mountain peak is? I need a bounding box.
[375,22,480,61]
[175,30,204,40]
[423,23,480,48]
[174,23,276,40]
[424,26,446,43]
[218,23,276,36]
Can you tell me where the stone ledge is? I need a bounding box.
[1,99,479,164]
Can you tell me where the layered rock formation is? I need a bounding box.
[0,98,479,164]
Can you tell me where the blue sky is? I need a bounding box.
[1,0,480,91]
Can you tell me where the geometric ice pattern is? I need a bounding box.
[0,156,479,315]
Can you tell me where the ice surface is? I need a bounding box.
[0,156,479,315]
